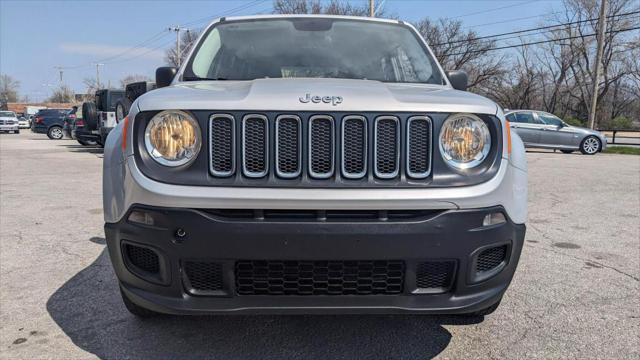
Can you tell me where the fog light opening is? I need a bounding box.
[483,212,506,227]
[128,210,155,226]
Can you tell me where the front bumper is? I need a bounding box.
[106,205,525,315]
[0,125,19,131]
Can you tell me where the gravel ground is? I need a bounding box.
[1,132,638,359]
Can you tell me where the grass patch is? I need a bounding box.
[604,146,640,155]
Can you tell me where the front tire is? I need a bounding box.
[120,287,158,318]
[580,136,601,155]
[47,126,64,140]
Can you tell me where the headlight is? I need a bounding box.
[439,113,491,170]
[144,110,201,167]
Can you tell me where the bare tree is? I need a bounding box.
[415,18,505,91]
[165,29,201,67]
[0,74,20,103]
[47,85,75,103]
[554,0,639,125]
[83,78,100,97]
[120,74,152,88]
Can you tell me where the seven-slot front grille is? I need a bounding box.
[235,260,405,296]
[209,114,433,182]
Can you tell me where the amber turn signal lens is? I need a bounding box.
[144,110,201,167]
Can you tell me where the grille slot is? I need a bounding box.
[184,261,224,293]
[124,244,159,274]
[341,116,367,179]
[374,116,400,178]
[308,115,335,178]
[275,115,302,178]
[209,114,235,177]
[415,261,455,293]
[242,115,268,177]
[235,260,405,296]
[407,116,432,178]
[476,245,508,273]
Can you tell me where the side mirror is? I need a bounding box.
[156,67,177,88]
[446,70,468,91]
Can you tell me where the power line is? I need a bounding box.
[446,26,640,56]
[464,11,565,29]
[438,10,640,45]
[446,0,537,20]
[181,0,268,27]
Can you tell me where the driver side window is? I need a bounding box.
[514,112,539,124]
[538,113,563,127]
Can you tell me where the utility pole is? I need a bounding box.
[588,0,608,130]
[369,0,375,17]
[95,63,104,89]
[54,66,64,83]
[168,26,188,67]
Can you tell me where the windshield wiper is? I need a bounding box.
[183,75,228,81]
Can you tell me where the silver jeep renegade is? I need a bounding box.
[103,15,528,317]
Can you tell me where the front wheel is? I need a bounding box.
[47,126,64,140]
[580,136,601,155]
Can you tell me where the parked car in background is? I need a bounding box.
[18,116,30,129]
[81,89,125,146]
[31,108,73,139]
[505,110,607,155]
[0,111,20,134]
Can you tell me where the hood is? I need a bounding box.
[137,78,498,115]
[0,117,17,121]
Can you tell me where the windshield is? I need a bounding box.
[0,111,16,117]
[186,18,444,84]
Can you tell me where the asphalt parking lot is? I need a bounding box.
[1,132,638,359]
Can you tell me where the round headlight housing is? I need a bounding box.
[144,110,201,167]
[439,113,491,170]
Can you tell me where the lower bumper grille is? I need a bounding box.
[415,261,456,293]
[183,261,224,294]
[124,243,159,274]
[235,260,405,296]
[476,245,507,273]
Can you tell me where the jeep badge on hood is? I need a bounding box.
[299,93,343,106]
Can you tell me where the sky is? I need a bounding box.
[0,0,563,102]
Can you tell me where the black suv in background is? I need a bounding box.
[32,108,73,139]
